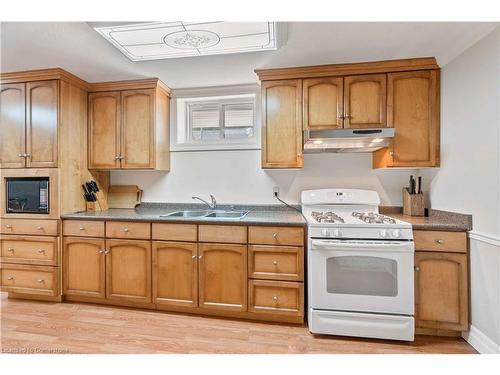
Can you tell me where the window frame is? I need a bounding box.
[170,85,261,152]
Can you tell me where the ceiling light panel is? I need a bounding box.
[94,22,280,61]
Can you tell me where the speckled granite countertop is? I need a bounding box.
[61,203,307,226]
[381,208,472,232]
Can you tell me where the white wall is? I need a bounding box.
[429,27,500,352]
[111,151,430,206]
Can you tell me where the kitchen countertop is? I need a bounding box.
[61,203,307,226]
[381,208,472,232]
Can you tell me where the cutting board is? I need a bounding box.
[107,185,143,209]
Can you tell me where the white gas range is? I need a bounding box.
[302,189,415,341]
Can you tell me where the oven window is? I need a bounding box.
[326,256,398,296]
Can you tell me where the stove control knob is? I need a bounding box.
[392,229,400,238]
[333,229,341,237]
[321,229,331,237]
[380,229,387,238]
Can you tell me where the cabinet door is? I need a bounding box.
[121,89,155,169]
[106,239,151,303]
[152,241,198,308]
[386,70,439,167]
[303,77,343,130]
[88,91,121,169]
[0,83,26,168]
[26,80,58,168]
[344,74,387,128]
[198,243,247,312]
[415,252,468,331]
[63,237,105,298]
[261,80,303,168]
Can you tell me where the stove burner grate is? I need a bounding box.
[352,212,396,224]
[311,211,345,223]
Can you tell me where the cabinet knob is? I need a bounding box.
[414,266,420,272]
[119,156,125,160]
[198,255,203,259]
[337,115,345,120]
[115,156,121,160]
[192,255,197,259]
[389,151,394,156]
[436,239,445,244]
[99,249,105,254]
[7,247,14,252]
[123,228,129,232]
[272,260,278,266]
[37,279,45,283]
[37,249,46,254]
[273,233,279,239]
[273,296,278,302]
[18,153,26,158]
[37,226,44,230]
[5,224,12,229]
[344,114,351,118]
[7,276,15,281]
[79,227,85,231]
[25,154,31,158]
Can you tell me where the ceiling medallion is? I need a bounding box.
[164,30,220,50]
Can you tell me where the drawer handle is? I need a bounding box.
[79,227,85,231]
[104,250,110,255]
[7,276,15,281]
[192,255,197,259]
[7,247,15,252]
[5,224,12,229]
[198,255,203,259]
[272,260,278,266]
[37,226,44,230]
[273,233,279,239]
[123,228,129,232]
[273,296,278,302]
[414,266,420,272]
[99,249,105,254]
[37,249,46,254]
[436,239,445,244]
[38,279,45,283]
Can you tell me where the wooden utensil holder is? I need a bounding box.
[403,188,425,216]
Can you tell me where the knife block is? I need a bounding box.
[403,188,425,216]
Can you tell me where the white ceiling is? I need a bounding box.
[1,22,498,88]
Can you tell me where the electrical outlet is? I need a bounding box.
[273,186,280,197]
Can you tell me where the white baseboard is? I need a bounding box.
[463,325,500,354]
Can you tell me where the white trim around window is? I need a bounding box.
[170,84,261,152]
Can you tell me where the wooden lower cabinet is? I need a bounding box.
[152,241,198,308]
[63,237,105,298]
[248,280,304,317]
[198,243,247,312]
[106,239,152,303]
[1,264,58,296]
[415,252,468,332]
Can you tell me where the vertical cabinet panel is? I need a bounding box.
[121,89,155,169]
[198,243,247,312]
[261,80,303,168]
[63,237,105,298]
[344,74,387,128]
[303,77,343,129]
[415,252,468,331]
[26,80,58,168]
[153,241,198,308]
[88,91,121,169]
[0,83,26,168]
[106,239,151,303]
[385,70,439,167]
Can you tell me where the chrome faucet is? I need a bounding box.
[192,194,217,210]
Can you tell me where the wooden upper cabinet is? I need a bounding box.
[63,237,106,299]
[88,91,121,169]
[373,70,439,168]
[261,80,303,168]
[26,80,59,168]
[121,89,154,169]
[344,74,387,128]
[87,84,170,171]
[198,243,247,312]
[106,239,152,303]
[415,252,468,331]
[0,83,26,168]
[303,77,343,130]
[153,241,198,308]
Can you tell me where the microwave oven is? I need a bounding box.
[5,177,50,214]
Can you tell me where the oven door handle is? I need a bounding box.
[311,239,414,251]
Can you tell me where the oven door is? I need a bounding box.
[309,239,414,315]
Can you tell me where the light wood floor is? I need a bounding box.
[0,294,476,354]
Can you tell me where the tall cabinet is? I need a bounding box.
[256,57,440,169]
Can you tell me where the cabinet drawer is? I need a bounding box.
[1,264,58,296]
[152,223,197,242]
[106,221,151,239]
[64,220,104,237]
[1,235,57,265]
[414,230,467,253]
[248,280,304,316]
[198,225,247,244]
[249,245,303,281]
[248,226,304,246]
[1,219,58,236]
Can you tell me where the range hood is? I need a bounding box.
[303,128,395,153]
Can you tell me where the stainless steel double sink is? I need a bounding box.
[160,209,249,219]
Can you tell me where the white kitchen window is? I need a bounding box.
[171,86,260,151]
